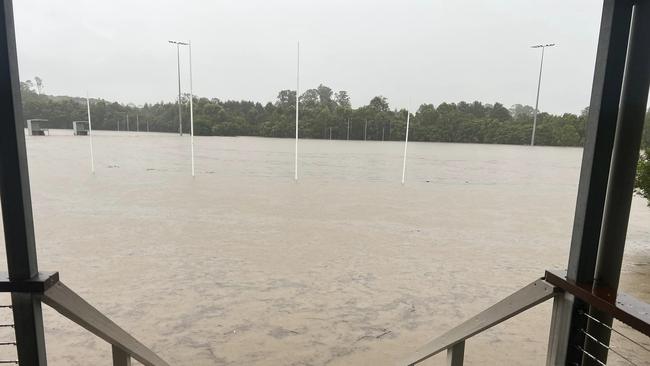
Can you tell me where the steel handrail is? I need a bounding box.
[41,281,170,366]
[398,278,559,365]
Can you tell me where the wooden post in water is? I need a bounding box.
[86,95,95,174]
[347,118,350,140]
[364,119,367,140]
[401,109,410,185]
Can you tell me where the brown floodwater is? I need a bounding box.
[0,130,648,365]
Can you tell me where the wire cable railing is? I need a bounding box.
[580,329,638,365]
[576,344,607,366]
[575,310,650,366]
[581,311,650,354]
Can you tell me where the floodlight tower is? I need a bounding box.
[169,40,189,136]
[530,43,556,146]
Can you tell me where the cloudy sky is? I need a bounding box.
[14,0,602,114]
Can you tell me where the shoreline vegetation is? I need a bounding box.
[637,149,650,205]
[21,79,650,149]
[20,78,650,204]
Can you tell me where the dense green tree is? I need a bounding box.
[369,96,389,112]
[19,78,650,149]
[510,104,534,119]
[335,91,351,109]
[636,149,650,205]
[489,102,512,121]
[641,111,650,148]
[276,90,296,107]
[34,76,44,94]
[316,84,334,107]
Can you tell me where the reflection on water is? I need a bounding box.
[0,130,647,365]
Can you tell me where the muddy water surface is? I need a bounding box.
[0,131,648,365]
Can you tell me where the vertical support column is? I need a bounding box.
[586,1,650,363]
[446,341,464,366]
[547,0,633,364]
[546,292,572,365]
[0,1,47,365]
[112,345,131,366]
[566,0,632,296]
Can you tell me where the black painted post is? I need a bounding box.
[547,0,633,364]
[0,0,48,364]
[586,1,650,363]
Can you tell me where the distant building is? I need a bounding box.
[26,119,49,135]
[73,121,89,136]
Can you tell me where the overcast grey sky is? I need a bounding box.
[14,0,602,114]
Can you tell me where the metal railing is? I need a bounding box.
[398,270,650,366]
[576,311,648,366]
[0,304,16,365]
[0,272,169,366]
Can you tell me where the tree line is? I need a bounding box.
[637,149,650,206]
[20,79,650,149]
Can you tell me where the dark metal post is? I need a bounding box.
[446,341,464,366]
[567,0,632,289]
[547,0,633,364]
[586,1,650,363]
[112,345,132,366]
[0,0,47,364]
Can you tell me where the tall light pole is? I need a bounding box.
[169,40,188,136]
[530,43,555,146]
[169,39,194,175]
[188,40,195,177]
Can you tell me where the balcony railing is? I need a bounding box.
[398,270,650,366]
[0,272,169,366]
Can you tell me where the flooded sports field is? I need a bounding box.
[1,130,648,365]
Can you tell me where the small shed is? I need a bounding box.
[73,121,89,136]
[26,119,49,136]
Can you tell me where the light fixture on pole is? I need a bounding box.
[169,40,189,136]
[169,39,194,176]
[530,43,556,146]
